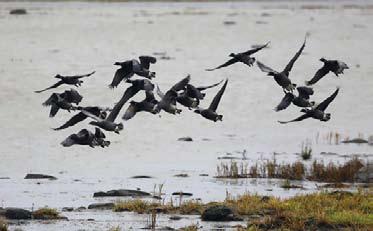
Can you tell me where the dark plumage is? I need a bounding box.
[42,89,82,117]
[279,88,339,124]
[206,42,269,71]
[154,75,191,114]
[274,86,315,111]
[257,39,306,92]
[109,56,157,88]
[53,106,111,130]
[122,91,158,120]
[86,79,154,133]
[194,79,228,122]
[61,128,110,148]
[306,58,349,85]
[35,71,95,93]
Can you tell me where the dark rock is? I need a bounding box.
[62,207,74,212]
[93,189,150,198]
[177,137,193,142]
[169,215,182,220]
[174,173,189,178]
[201,205,242,221]
[87,218,95,221]
[0,177,10,179]
[131,175,153,179]
[87,203,114,210]
[223,21,236,25]
[24,174,57,180]
[10,9,27,15]
[342,138,368,144]
[5,208,32,220]
[75,207,86,211]
[199,174,209,177]
[172,192,193,197]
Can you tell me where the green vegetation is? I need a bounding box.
[301,142,312,160]
[113,190,372,230]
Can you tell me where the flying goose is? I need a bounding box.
[35,71,95,93]
[306,58,349,85]
[257,39,306,92]
[42,89,82,117]
[206,42,269,71]
[275,86,315,111]
[61,128,109,148]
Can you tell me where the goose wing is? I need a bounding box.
[242,42,270,56]
[35,81,64,93]
[315,88,339,112]
[139,56,157,69]
[208,79,228,112]
[283,38,306,76]
[107,85,140,122]
[274,93,294,111]
[278,113,310,124]
[296,86,314,99]
[306,65,330,86]
[206,58,238,71]
[256,61,278,75]
[53,112,87,130]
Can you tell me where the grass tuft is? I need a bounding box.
[0,218,8,231]
[32,207,60,220]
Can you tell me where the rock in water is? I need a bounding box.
[24,174,57,180]
[177,137,193,142]
[201,205,242,221]
[88,203,115,210]
[5,208,32,220]
[341,138,368,144]
[93,189,150,198]
[9,9,27,15]
[355,162,373,183]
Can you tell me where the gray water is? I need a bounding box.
[0,1,372,230]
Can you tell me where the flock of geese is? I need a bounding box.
[35,37,348,148]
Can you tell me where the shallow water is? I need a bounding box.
[0,0,373,230]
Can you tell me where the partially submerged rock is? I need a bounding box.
[177,137,193,142]
[201,205,242,221]
[9,9,27,15]
[88,203,114,210]
[342,138,368,144]
[174,173,189,178]
[4,208,32,220]
[172,192,193,197]
[130,175,153,179]
[93,189,150,198]
[24,174,57,180]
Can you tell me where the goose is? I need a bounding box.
[306,58,349,85]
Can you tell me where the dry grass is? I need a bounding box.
[0,218,7,231]
[179,224,199,231]
[216,157,364,183]
[32,207,60,220]
[301,142,312,160]
[113,199,203,215]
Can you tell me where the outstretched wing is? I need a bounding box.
[42,93,59,106]
[242,42,270,56]
[305,65,330,86]
[109,67,133,88]
[283,38,306,76]
[278,113,310,124]
[156,85,165,99]
[256,61,278,75]
[297,86,314,99]
[94,128,106,139]
[274,93,294,111]
[206,58,238,71]
[139,56,157,69]
[122,103,138,121]
[186,84,204,100]
[208,79,228,112]
[171,75,191,92]
[107,85,140,122]
[73,71,96,79]
[49,104,60,118]
[316,88,339,112]
[53,112,87,130]
[35,81,64,93]
[197,79,224,91]
[145,91,157,103]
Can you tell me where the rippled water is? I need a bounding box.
[0,1,373,230]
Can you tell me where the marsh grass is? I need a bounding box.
[113,199,203,215]
[32,207,60,220]
[179,224,199,231]
[216,157,363,183]
[113,191,372,230]
[301,142,312,160]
